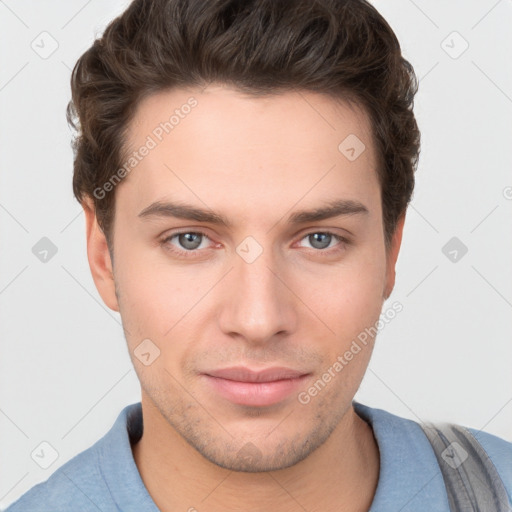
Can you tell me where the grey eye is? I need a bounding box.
[177,232,204,250]
[307,233,333,250]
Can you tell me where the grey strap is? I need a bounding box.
[420,422,511,512]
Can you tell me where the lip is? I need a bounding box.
[202,366,310,407]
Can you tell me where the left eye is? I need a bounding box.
[298,232,344,250]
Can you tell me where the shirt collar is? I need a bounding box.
[99,402,160,511]
[100,401,448,511]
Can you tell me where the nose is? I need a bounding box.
[217,242,297,345]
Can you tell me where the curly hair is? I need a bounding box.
[67,0,420,252]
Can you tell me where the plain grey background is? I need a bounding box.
[1,0,511,508]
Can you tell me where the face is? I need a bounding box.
[86,84,403,472]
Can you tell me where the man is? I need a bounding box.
[6,0,511,511]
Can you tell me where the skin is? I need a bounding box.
[83,84,405,512]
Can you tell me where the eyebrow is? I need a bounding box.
[138,198,369,227]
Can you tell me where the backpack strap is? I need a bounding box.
[420,422,511,511]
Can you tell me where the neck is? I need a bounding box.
[132,396,380,512]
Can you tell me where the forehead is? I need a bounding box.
[119,84,379,219]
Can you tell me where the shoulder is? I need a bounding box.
[353,401,512,510]
[3,403,143,512]
[4,441,115,512]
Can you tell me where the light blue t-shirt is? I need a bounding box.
[5,401,512,511]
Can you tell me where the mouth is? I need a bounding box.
[201,366,311,407]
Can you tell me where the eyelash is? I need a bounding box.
[160,230,350,259]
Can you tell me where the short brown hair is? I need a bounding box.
[67,0,420,252]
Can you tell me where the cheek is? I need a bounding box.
[113,244,191,341]
[305,253,386,352]
[306,271,384,399]
[315,249,386,307]
[115,260,201,382]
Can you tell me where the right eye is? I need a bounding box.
[161,231,215,258]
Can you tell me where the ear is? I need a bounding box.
[82,197,119,312]
[383,213,406,300]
